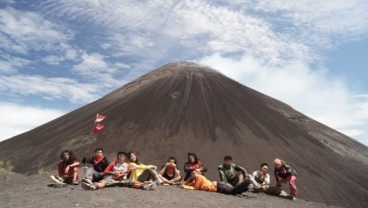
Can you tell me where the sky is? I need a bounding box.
[0,0,367,146]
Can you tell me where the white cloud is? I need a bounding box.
[42,0,313,64]
[0,75,100,103]
[42,55,65,65]
[0,102,65,142]
[250,0,368,45]
[72,52,130,87]
[0,7,72,55]
[0,52,30,73]
[199,54,368,146]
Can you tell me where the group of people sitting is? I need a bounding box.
[49,148,298,199]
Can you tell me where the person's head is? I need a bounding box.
[167,156,177,165]
[128,152,140,164]
[187,152,199,164]
[94,148,104,157]
[274,158,284,169]
[223,155,233,167]
[190,169,199,177]
[117,152,127,162]
[60,150,76,164]
[260,163,269,173]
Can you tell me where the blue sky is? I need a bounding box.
[1,0,367,146]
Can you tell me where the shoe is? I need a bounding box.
[50,175,63,184]
[143,182,156,190]
[73,180,79,185]
[81,178,92,184]
[291,196,296,200]
[81,182,97,190]
[156,178,163,185]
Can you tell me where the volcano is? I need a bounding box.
[1,62,367,207]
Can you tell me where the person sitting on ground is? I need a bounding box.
[180,170,251,195]
[251,163,271,192]
[81,147,110,184]
[218,155,247,187]
[274,158,298,200]
[128,152,161,184]
[81,152,156,191]
[157,156,182,185]
[183,152,207,181]
[50,150,80,185]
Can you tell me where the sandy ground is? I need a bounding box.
[0,170,342,208]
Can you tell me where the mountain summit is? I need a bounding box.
[1,61,367,207]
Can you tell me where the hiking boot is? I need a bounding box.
[81,178,92,184]
[50,175,63,184]
[73,180,79,185]
[81,182,97,191]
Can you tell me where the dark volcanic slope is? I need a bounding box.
[1,62,367,207]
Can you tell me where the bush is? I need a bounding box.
[0,160,14,182]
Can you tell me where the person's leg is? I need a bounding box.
[158,174,171,184]
[216,181,232,194]
[170,176,182,184]
[137,169,151,182]
[85,168,95,180]
[288,176,297,197]
[131,181,156,190]
[72,167,78,181]
[236,172,244,184]
[117,179,135,187]
[93,171,105,182]
[63,177,73,184]
[230,179,251,195]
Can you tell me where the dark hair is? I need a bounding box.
[117,151,127,160]
[128,152,141,164]
[187,152,199,164]
[224,155,232,161]
[167,156,177,164]
[95,148,103,153]
[260,163,269,168]
[60,150,77,165]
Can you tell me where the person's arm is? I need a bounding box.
[103,161,116,175]
[199,163,207,173]
[64,161,80,174]
[135,163,155,170]
[274,170,279,183]
[158,165,167,176]
[218,166,228,183]
[69,161,80,168]
[183,162,192,173]
[172,169,182,181]
[234,165,247,177]
[284,164,293,177]
[180,184,195,190]
[264,173,270,185]
[82,157,93,164]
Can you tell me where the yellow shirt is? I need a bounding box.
[129,162,152,181]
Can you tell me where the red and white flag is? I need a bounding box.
[92,122,105,134]
[95,113,106,122]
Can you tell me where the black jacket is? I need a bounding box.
[82,156,110,172]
